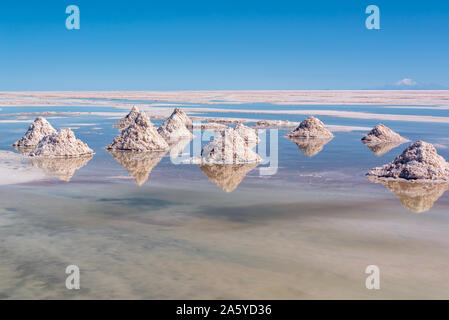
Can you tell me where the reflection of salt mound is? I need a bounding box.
[288,137,332,157]
[13,145,34,155]
[13,117,56,147]
[30,155,92,182]
[107,112,169,151]
[362,123,408,143]
[169,138,191,159]
[367,176,449,213]
[199,163,259,192]
[158,108,193,141]
[114,106,140,131]
[108,150,165,186]
[363,141,405,157]
[286,116,334,138]
[29,128,93,157]
[367,141,449,181]
[201,128,261,164]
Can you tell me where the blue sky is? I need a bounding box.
[0,0,448,90]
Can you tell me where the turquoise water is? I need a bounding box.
[1,103,449,299]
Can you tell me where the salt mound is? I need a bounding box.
[114,106,140,131]
[366,140,449,181]
[13,117,56,147]
[367,176,449,213]
[108,150,165,186]
[107,112,169,151]
[199,163,259,192]
[362,124,408,143]
[30,155,92,182]
[288,137,332,157]
[286,116,334,139]
[234,123,259,144]
[29,128,93,157]
[200,128,261,164]
[363,141,405,157]
[171,108,192,126]
[158,108,193,141]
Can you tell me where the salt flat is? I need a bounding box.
[1,91,449,299]
[1,90,448,107]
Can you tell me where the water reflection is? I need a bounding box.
[367,176,449,213]
[108,150,166,186]
[362,141,405,157]
[168,137,192,160]
[30,155,92,182]
[287,137,332,157]
[13,145,34,155]
[199,163,259,192]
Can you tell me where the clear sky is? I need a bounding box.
[0,0,448,90]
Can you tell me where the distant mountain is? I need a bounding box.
[370,78,449,90]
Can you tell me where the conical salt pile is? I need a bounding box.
[114,106,141,131]
[234,123,259,144]
[29,128,93,157]
[201,128,261,164]
[107,112,169,151]
[286,116,334,139]
[199,163,259,192]
[108,150,166,186]
[367,140,449,181]
[171,108,192,126]
[362,124,408,143]
[158,108,193,141]
[13,117,56,147]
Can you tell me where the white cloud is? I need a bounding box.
[396,78,418,86]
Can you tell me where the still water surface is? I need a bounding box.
[0,103,448,299]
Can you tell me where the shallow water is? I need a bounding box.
[1,103,449,299]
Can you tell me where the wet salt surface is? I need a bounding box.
[1,103,449,299]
